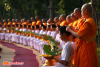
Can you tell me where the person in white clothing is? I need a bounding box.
[0,25,7,40]
[20,25,27,44]
[50,24,57,39]
[44,26,75,67]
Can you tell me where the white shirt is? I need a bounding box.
[23,28,27,32]
[47,31,51,36]
[0,27,2,30]
[39,30,43,34]
[16,28,19,30]
[20,28,23,31]
[55,34,61,42]
[35,30,39,34]
[50,31,57,39]
[56,41,74,67]
[3,28,7,31]
[32,30,35,33]
[43,31,47,35]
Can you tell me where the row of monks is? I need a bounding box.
[0,3,99,67]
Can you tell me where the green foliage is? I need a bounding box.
[43,45,61,56]
[1,0,100,21]
[25,31,32,34]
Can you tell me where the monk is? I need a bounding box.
[60,14,68,26]
[54,17,60,25]
[66,15,72,25]
[31,17,36,26]
[12,19,16,27]
[48,18,54,25]
[66,3,99,67]
[7,19,12,26]
[3,20,7,26]
[69,13,76,26]
[16,19,20,25]
[23,18,28,25]
[42,19,47,26]
[74,8,84,29]
[35,16,41,25]
[27,20,31,26]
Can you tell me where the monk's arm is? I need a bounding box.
[68,29,81,38]
[54,58,68,66]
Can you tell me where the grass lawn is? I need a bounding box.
[97,48,100,67]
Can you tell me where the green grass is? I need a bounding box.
[97,48,100,67]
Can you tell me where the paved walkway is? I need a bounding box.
[0,40,43,67]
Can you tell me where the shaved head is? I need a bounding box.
[66,15,72,24]
[60,14,66,21]
[71,13,76,21]
[74,8,81,18]
[81,3,92,19]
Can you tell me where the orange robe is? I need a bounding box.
[73,20,78,27]
[36,20,41,25]
[60,20,68,26]
[32,21,36,26]
[76,17,84,29]
[8,21,12,25]
[75,18,99,67]
[12,22,16,25]
[57,22,60,25]
[4,22,7,25]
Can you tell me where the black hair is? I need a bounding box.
[73,36,76,39]
[23,25,26,28]
[36,25,39,29]
[12,25,15,27]
[32,26,34,29]
[16,24,18,27]
[57,25,60,29]
[42,25,46,30]
[51,24,56,28]
[59,26,71,36]
[28,25,31,27]
[7,25,10,27]
[47,25,50,27]
[41,24,43,26]
[20,25,22,27]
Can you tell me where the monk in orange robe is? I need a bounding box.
[60,14,68,26]
[42,19,47,26]
[66,3,99,67]
[35,16,41,25]
[7,19,12,27]
[74,8,84,29]
[54,17,60,25]
[12,19,16,27]
[27,20,31,26]
[66,15,72,25]
[69,13,77,26]
[16,19,20,25]
[3,20,7,26]
[31,17,36,26]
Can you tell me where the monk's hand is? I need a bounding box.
[44,56,54,60]
[66,26,71,32]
